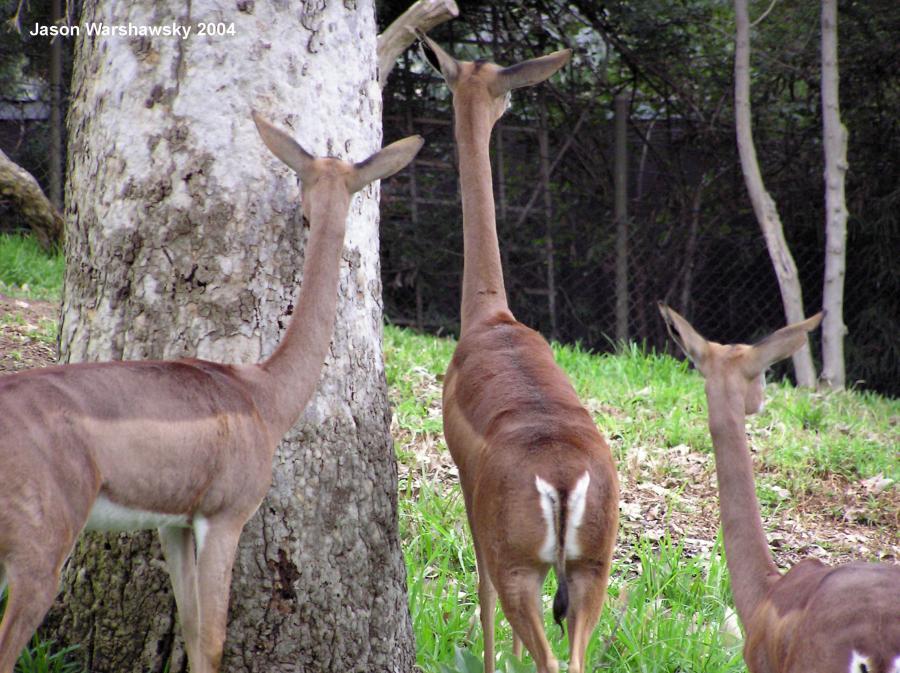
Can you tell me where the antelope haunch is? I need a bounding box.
[658,303,900,673]
[419,32,619,673]
[0,114,422,673]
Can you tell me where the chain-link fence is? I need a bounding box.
[1,7,71,238]
[0,13,891,394]
[380,52,826,371]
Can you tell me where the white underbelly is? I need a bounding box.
[86,494,190,532]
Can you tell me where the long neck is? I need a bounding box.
[706,382,779,626]
[454,97,510,334]
[261,191,348,436]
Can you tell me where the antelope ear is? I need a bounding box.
[417,29,460,86]
[744,312,823,378]
[346,135,424,194]
[658,302,711,372]
[490,49,572,96]
[252,111,314,181]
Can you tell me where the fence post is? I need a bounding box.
[614,94,629,343]
[539,103,558,341]
[49,0,64,213]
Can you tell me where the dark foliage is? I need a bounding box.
[1,0,75,232]
[377,0,899,396]
[1,1,896,395]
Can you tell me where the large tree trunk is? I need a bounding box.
[49,1,414,672]
[733,0,817,386]
[819,0,849,389]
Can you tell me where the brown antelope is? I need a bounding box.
[0,113,422,673]
[418,32,619,673]
[658,303,900,673]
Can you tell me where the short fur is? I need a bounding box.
[659,303,900,673]
[0,116,422,673]
[421,31,619,673]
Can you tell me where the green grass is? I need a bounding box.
[0,234,65,300]
[2,239,897,672]
[385,325,899,673]
[386,327,899,488]
[0,591,82,673]
[14,638,82,673]
[601,536,743,673]
[759,385,899,483]
[400,476,745,673]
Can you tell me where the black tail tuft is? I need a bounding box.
[552,486,569,634]
[552,572,569,634]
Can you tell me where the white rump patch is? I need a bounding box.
[849,651,873,673]
[534,475,558,564]
[889,655,900,673]
[86,494,189,532]
[564,471,591,559]
[535,471,592,563]
[193,515,210,557]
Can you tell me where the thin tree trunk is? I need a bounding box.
[403,66,425,333]
[376,0,458,88]
[820,0,849,389]
[635,118,655,203]
[679,183,704,316]
[733,0,817,386]
[539,112,557,341]
[614,94,629,343]
[49,1,413,671]
[48,0,63,212]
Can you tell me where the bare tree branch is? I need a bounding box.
[0,149,64,251]
[733,0,816,386]
[377,0,458,89]
[750,0,779,27]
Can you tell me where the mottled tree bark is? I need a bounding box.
[733,0,817,386]
[48,1,414,671]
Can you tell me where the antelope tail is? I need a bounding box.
[535,471,591,632]
[551,488,569,631]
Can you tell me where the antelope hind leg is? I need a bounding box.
[159,525,202,667]
[494,567,558,673]
[565,564,612,673]
[0,558,64,673]
[190,520,244,673]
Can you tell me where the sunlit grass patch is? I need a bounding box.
[0,233,64,301]
[14,637,81,673]
[385,325,897,672]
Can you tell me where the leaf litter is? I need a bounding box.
[3,297,896,571]
[389,353,899,571]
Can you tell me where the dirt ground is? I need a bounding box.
[0,293,59,373]
[3,293,898,569]
[398,426,899,573]
[392,362,900,571]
